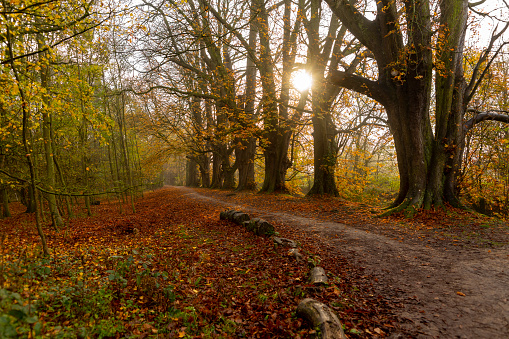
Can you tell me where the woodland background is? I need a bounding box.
[0,0,509,232]
[1,0,509,223]
[1,1,509,337]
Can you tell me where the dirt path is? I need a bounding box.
[179,186,509,338]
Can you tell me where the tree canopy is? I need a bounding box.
[1,0,509,222]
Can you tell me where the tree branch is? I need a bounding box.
[328,70,389,106]
[465,22,509,103]
[0,15,109,65]
[323,0,380,53]
[464,110,509,131]
[124,85,219,101]
[468,0,487,8]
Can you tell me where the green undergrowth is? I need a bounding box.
[0,222,311,338]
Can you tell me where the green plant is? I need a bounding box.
[258,294,268,302]
[0,288,41,338]
[307,255,321,268]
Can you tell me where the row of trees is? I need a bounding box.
[0,0,158,253]
[2,0,509,238]
[128,0,509,215]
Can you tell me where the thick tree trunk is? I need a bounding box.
[186,157,200,187]
[210,144,235,189]
[423,0,468,209]
[260,129,292,193]
[384,92,433,215]
[210,151,223,188]
[236,11,258,192]
[236,136,257,191]
[198,154,211,188]
[443,78,468,207]
[222,159,236,189]
[255,0,292,193]
[308,109,339,196]
[304,1,342,196]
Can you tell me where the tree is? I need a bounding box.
[38,33,65,229]
[251,0,306,193]
[324,0,508,215]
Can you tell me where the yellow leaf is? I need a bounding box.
[178,331,186,337]
[456,291,466,296]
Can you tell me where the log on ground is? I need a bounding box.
[297,298,346,339]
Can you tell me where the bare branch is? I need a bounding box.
[464,110,509,131]
[465,22,509,103]
[328,70,389,106]
[468,0,487,8]
[124,85,219,101]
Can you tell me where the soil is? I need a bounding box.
[179,186,509,339]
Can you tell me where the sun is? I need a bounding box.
[292,70,312,92]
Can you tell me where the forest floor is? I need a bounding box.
[189,186,509,339]
[0,186,508,338]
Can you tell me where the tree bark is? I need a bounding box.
[423,0,469,209]
[0,188,10,218]
[305,1,342,196]
[39,36,64,229]
[186,157,200,187]
[236,6,258,192]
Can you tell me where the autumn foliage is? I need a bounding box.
[0,187,405,338]
[3,186,508,337]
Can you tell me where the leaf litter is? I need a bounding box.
[0,187,400,338]
[3,186,507,338]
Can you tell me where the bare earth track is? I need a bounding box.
[180,186,509,339]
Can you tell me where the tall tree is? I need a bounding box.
[324,0,508,215]
[38,34,65,229]
[251,0,305,193]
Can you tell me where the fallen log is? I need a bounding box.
[309,267,328,285]
[231,212,250,225]
[288,248,303,261]
[242,218,275,236]
[273,237,297,248]
[297,298,346,339]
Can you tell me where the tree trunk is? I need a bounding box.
[304,1,342,196]
[39,37,64,230]
[5,26,49,254]
[236,136,257,191]
[186,157,200,187]
[210,150,223,188]
[308,112,339,196]
[423,0,468,209]
[25,185,37,213]
[443,76,468,207]
[383,91,433,215]
[261,130,292,193]
[198,154,211,188]
[256,0,292,193]
[0,188,11,218]
[236,9,258,192]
